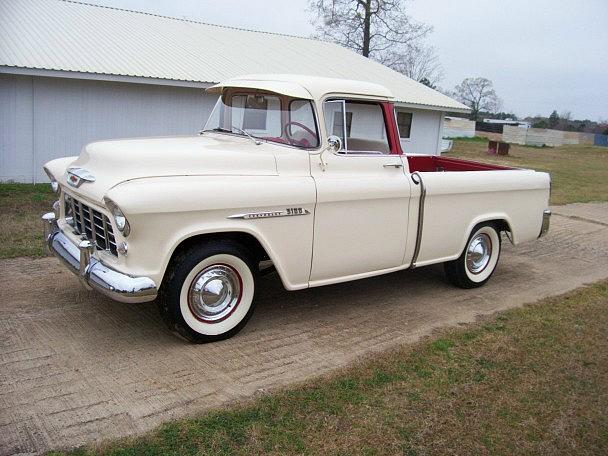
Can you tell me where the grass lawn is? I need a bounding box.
[51,281,608,455]
[446,139,608,205]
[0,183,56,259]
[1,141,607,259]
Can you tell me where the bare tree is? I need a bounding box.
[308,0,442,84]
[556,110,572,131]
[452,77,502,121]
[386,43,444,86]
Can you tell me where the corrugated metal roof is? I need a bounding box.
[0,0,470,112]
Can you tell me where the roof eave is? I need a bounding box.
[394,100,471,114]
[0,66,472,113]
[0,65,215,89]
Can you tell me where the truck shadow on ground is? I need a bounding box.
[78,251,532,348]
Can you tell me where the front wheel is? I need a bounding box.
[444,224,501,289]
[158,240,258,343]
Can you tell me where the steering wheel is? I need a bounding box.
[284,121,316,145]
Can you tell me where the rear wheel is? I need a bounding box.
[444,224,501,289]
[159,240,258,343]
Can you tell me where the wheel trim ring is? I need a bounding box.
[466,233,493,275]
[187,263,243,324]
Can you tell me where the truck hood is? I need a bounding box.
[59,134,279,202]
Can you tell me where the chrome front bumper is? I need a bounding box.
[539,209,551,238]
[42,212,157,303]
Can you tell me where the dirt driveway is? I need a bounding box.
[2,203,608,455]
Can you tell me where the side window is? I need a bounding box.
[344,101,390,154]
[323,100,390,154]
[396,111,413,139]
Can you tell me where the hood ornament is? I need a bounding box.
[66,167,96,188]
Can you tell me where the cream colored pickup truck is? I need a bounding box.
[42,74,551,342]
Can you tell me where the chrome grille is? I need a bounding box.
[64,194,117,256]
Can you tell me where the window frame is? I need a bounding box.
[323,98,391,155]
[206,89,322,151]
[394,108,413,141]
[288,99,321,149]
[323,99,348,150]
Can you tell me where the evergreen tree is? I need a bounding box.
[548,110,559,128]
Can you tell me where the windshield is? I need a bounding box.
[202,91,320,149]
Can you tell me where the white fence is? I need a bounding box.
[443,116,475,138]
[503,126,596,147]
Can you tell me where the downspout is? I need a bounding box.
[437,112,445,156]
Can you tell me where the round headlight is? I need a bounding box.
[103,197,131,237]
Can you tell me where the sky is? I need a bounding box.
[90,0,607,120]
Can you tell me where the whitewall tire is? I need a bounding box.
[444,224,501,289]
[159,240,257,342]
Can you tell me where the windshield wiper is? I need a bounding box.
[200,126,262,145]
[231,126,262,146]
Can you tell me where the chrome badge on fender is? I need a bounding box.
[66,167,96,188]
[228,208,310,219]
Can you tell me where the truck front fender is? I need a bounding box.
[103,175,316,290]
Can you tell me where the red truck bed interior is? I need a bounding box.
[407,155,513,172]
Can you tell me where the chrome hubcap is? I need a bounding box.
[466,233,492,274]
[188,264,241,322]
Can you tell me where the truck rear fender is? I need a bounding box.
[463,214,515,250]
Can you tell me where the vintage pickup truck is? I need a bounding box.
[42,74,551,342]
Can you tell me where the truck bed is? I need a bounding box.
[407,155,513,172]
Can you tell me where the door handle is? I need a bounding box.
[383,163,403,168]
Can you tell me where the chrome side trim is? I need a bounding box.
[409,172,426,269]
[539,209,551,238]
[42,214,157,303]
[228,208,310,220]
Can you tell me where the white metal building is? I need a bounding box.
[0,0,469,183]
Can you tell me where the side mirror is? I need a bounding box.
[327,135,342,152]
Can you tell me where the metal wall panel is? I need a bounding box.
[1,74,447,180]
[0,74,217,182]
[395,107,443,155]
[0,74,34,181]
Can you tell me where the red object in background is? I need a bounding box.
[488,140,498,155]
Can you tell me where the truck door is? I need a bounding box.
[309,99,412,284]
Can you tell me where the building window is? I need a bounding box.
[396,111,413,139]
